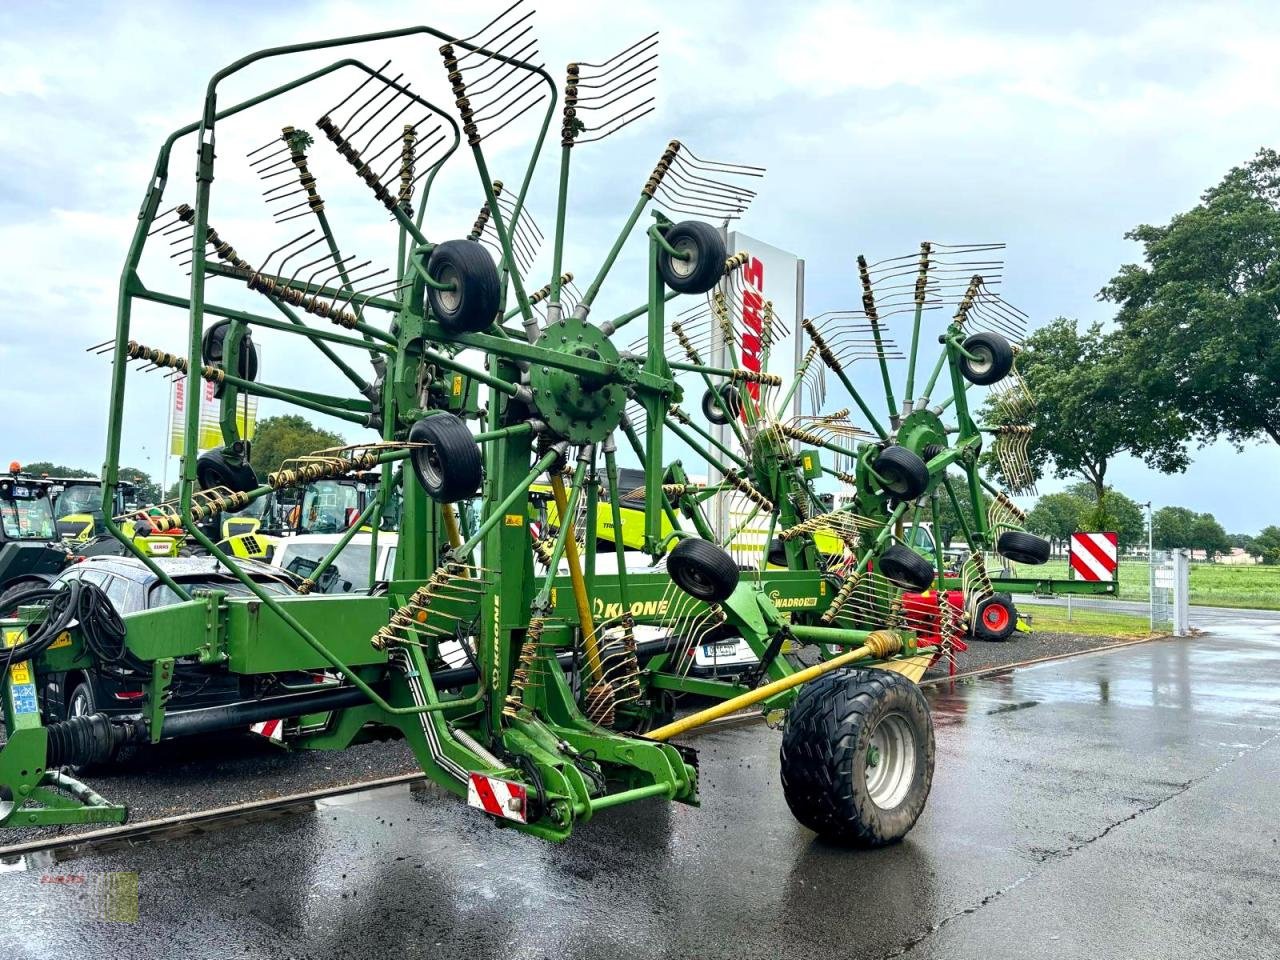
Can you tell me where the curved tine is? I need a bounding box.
[579,95,655,135]
[361,96,415,155]
[658,179,752,212]
[146,207,181,236]
[325,259,372,298]
[578,105,660,145]
[654,193,747,220]
[464,34,537,91]
[307,253,356,292]
[249,145,291,171]
[575,73,656,115]
[574,52,658,93]
[337,71,405,135]
[456,4,534,65]
[336,274,400,318]
[347,80,408,143]
[673,143,766,177]
[288,250,337,289]
[577,30,659,71]
[329,267,385,311]
[322,58,392,119]
[496,197,544,245]
[256,231,316,278]
[478,88,547,141]
[471,60,543,116]
[247,135,285,158]
[666,159,758,200]
[276,235,327,277]
[409,134,451,185]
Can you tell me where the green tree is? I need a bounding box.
[118,466,161,505]
[1102,148,1280,448]
[1189,512,1230,560]
[1152,506,1196,550]
[1063,483,1146,552]
[1229,533,1260,556]
[928,489,977,551]
[248,415,345,480]
[982,318,1190,501]
[1024,491,1088,554]
[17,461,94,478]
[1254,525,1280,565]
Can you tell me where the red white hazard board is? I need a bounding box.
[250,719,284,742]
[1070,532,1118,582]
[467,773,529,824]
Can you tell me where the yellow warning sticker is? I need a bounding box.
[50,631,72,650]
[10,661,30,685]
[803,455,813,471]
[3,629,20,648]
[550,588,557,607]
[819,581,827,596]
[504,514,524,527]
[452,375,464,397]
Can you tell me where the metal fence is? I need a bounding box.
[1014,548,1190,637]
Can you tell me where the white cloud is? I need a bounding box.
[2,0,1279,529]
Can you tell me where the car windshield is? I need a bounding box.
[54,484,102,518]
[297,481,362,534]
[149,577,296,608]
[279,542,373,593]
[1,494,56,540]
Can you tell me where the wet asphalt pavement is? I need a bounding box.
[2,614,1278,959]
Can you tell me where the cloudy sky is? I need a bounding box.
[3,0,1279,531]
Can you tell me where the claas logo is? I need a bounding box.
[739,256,765,402]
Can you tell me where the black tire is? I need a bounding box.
[701,385,742,426]
[877,544,935,591]
[780,667,934,846]
[872,446,929,500]
[973,592,1017,641]
[196,448,258,493]
[667,538,739,603]
[408,414,482,503]
[997,530,1051,565]
[957,331,1014,386]
[766,537,788,568]
[657,221,726,295]
[201,320,259,384]
[426,239,501,334]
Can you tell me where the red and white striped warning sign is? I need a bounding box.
[250,719,284,742]
[1070,532,1118,582]
[467,773,528,824]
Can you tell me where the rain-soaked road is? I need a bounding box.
[2,618,1278,960]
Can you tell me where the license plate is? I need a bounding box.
[702,641,739,659]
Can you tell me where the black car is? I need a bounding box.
[41,556,305,748]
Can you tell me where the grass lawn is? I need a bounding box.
[1038,559,1280,611]
[1021,604,1158,640]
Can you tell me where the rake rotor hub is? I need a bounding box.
[529,317,628,443]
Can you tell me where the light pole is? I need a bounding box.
[1143,500,1154,629]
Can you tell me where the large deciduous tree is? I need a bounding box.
[1102,148,1280,448]
[248,415,346,480]
[982,318,1190,503]
[1024,491,1089,555]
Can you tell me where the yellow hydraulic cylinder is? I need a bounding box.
[550,474,604,679]
[644,630,903,742]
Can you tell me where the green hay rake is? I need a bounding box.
[0,5,1052,845]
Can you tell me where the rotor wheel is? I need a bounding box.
[427,239,501,334]
[408,414,483,504]
[872,446,930,501]
[996,530,1051,566]
[958,331,1014,386]
[668,538,740,603]
[657,221,726,295]
[877,544,936,591]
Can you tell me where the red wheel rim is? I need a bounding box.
[983,603,1011,632]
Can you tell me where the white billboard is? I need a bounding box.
[709,231,805,541]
